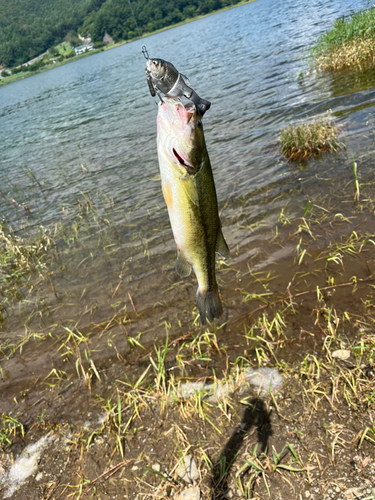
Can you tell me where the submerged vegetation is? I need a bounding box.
[0,221,52,320]
[313,6,375,70]
[279,113,340,161]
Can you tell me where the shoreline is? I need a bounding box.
[0,0,257,88]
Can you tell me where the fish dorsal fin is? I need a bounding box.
[216,228,230,259]
[180,177,199,206]
[180,73,190,86]
[176,251,192,277]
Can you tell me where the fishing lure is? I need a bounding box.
[142,46,211,117]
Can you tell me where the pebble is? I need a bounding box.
[176,456,199,484]
[332,349,351,360]
[174,486,201,500]
[342,487,364,499]
[152,463,160,472]
[244,367,283,395]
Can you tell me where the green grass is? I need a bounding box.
[0,221,53,320]
[0,48,103,86]
[313,7,375,70]
[280,114,340,161]
[57,43,72,55]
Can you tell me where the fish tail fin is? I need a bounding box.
[196,286,223,325]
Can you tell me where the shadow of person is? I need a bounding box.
[211,397,272,499]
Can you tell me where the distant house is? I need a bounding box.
[103,32,115,45]
[0,69,11,78]
[74,43,94,55]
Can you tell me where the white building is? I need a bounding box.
[74,43,94,55]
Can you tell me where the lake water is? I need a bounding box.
[1,0,375,347]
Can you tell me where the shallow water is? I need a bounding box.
[1,0,375,359]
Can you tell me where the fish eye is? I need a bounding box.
[196,121,202,128]
[152,60,158,65]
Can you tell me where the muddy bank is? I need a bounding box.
[1,140,375,498]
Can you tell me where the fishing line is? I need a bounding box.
[126,0,141,38]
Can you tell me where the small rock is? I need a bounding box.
[332,349,351,360]
[174,486,201,500]
[305,492,310,498]
[342,487,363,499]
[176,456,199,484]
[226,489,233,499]
[244,367,283,395]
[152,463,160,472]
[35,472,43,481]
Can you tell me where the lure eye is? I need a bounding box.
[196,121,202,128]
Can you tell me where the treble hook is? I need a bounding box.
[143,45,157,98]
[142,45,150,60]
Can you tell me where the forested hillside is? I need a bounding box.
[84,0,239,42]
[0,0,107,67]
[1,0,242,68]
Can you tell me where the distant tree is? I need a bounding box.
[48,46,59,56]
[0,0,240,67]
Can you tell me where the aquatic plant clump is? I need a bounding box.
[313,7,375,71]
[280,115,339,161]
[0,222,52,318]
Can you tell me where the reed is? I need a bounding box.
[313,7,375,70]
[280,114,339,161]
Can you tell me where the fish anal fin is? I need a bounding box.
[181,178,199,206]
[176,251,192,277]
[216,228,230,259]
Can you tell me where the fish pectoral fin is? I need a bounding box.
[216,228,230,259]
[181,177,199,206]
[176,251,192,277]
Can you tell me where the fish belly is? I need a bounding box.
[161,166,218,291]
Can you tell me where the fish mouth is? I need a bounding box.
[160,97,196,124]
[157,97,197,173]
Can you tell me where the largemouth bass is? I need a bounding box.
[157,98,229,324]
[144,54,211,118]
